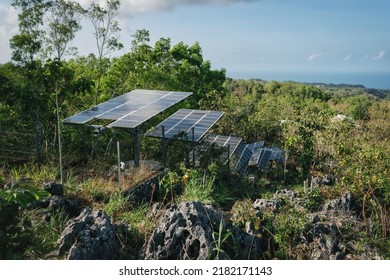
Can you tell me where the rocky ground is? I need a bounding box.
[36,177,383,260]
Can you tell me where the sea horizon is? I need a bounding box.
[227,70,390,90]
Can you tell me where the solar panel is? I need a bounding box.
[145,109,224,142]
[63,90,192,128]
[247,141,265,166]
[233,143,252,175]
[204,134,243,157]
[258,150,272,169]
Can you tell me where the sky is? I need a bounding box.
[1,0,389,88]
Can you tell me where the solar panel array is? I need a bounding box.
[63,90,192,129]
[145,109,224,142]
[204,134,243,157]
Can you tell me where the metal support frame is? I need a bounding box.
[192,127,195,168]
[227,144,230,175]
[117,141,122,190]
[162,125,166,168]
[133,126,141,167]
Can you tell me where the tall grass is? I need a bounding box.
[179,170,215,204]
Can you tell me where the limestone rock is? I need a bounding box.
[57,208,118,260]
[43,182,64,197]
[144,201,261,260]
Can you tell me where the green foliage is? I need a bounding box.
[26,208,70,259]
[179,169,215,205]
[209,221,235,260]
[230,199,259,227]
[273,205,309,259]
[303,188,325,211]
[45,0,83,60]
[0,182,49,259]
[346,94,372,120]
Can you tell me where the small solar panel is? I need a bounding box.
[145,109,224,142]
[205,134,242,157]
[258,150,272,169]
[233,143,252,175]
[247,141,265,166]
[63,90,192,128]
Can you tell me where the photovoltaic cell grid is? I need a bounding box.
[233,142,255,175]
[247,141,266,166]
[252,147,284,169]
[145,109,224,142]
[258,150,273,169]
[63,90,192,128]
[204,134,243,157]
[233,143,283,175]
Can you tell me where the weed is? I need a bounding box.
[103,192,131,221]
[179,170,215,205]
[209,220,235,260]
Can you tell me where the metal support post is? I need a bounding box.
[227,144,230,175]
[134,126,141,167]
[162,125,166,168]
[117,141,122,190]
[192,127,195,168]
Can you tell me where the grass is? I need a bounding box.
[179,170,215,205]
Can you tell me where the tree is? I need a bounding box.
[86,0,123,104]
[10,0,50,65]
[45,0,83,61]
[100,30,226,105]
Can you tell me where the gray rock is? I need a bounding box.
[322,174,336,186]
[311,175,337,189]
[322,191,359,212]
[125,174,161,205]
[57,208,118,260]
[43,182,64,197]
[311,176,323,188]
[144,201,262,260]
[253,198,280,214]
[274,189,295,201]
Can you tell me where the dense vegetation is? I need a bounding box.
[0,0,389,259]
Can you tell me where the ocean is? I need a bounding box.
[227,71,390,89]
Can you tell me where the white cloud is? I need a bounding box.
[362,54,370,61]
[0,3,18,63]
[372,50,385,61]
[116,0,263,17]
[308,53,322,62]
[75,0,262,16]
[343,54,352,61]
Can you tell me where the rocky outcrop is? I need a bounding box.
[57,208,118,260]
[125,174,161,205]
[234,190,381,260]
[310,174,337,189]
[43,182,64,197]
[322,191,360,213]
[30,182,79,221]
[144,201,262,260]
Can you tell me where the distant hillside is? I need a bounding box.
[252,78,390,99]
[307,82,390,99]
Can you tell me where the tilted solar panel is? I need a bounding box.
[205,134,243,157]
[145,109,224,142]
[63,90,192,128]
[248,141,265,166]
[258,150,272,169]
[233,143,252,175]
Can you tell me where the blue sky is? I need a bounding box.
[1,0,389,87]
